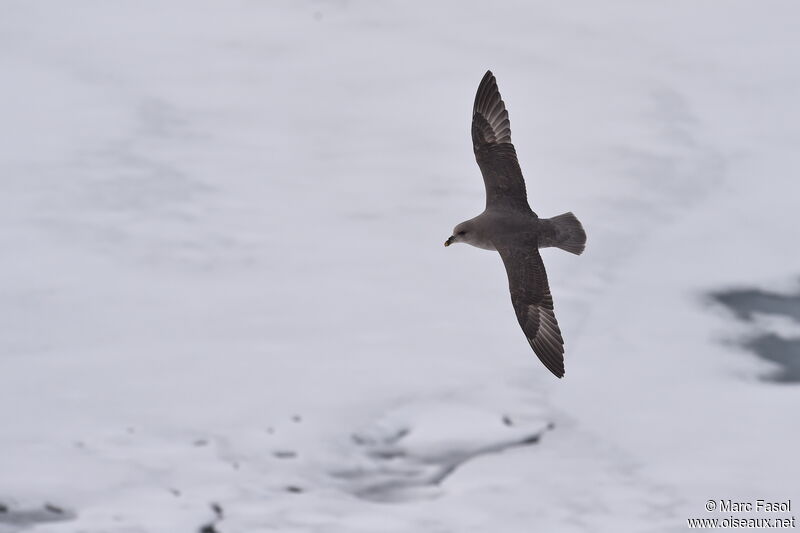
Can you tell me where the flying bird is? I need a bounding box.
[445,71,586,378]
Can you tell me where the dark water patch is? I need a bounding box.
[0,502,75,530]
[422,430,544,487]
[334,422,554,503]
[196,502,223,533]
[712,286,800,383]
[272,450,297,459]
[745,334,800,383]
[713,289,800,322]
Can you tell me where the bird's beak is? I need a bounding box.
[444,235,455,247]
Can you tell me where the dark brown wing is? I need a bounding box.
[472,71,532,213]
[497,245,565,377]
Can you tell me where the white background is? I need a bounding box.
[1,1,798,531]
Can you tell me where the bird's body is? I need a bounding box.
[445,71,586,378]
[451,209,536,251]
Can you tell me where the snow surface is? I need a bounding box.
[1,1,799,531]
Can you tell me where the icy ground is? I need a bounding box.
[1,1,799,532]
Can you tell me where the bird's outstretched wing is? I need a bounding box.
[497,245,565,377]
[472,71,532,213]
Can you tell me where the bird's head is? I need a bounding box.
[444,221,472,247]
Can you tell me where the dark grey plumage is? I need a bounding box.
[472,72,528,212]
[497,245,564,377]
[445,71,586,378]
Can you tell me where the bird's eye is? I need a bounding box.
[457,230,466,236]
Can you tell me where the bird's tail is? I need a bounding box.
[545,212,586,255]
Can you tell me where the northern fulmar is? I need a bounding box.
[445,71,586,378]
